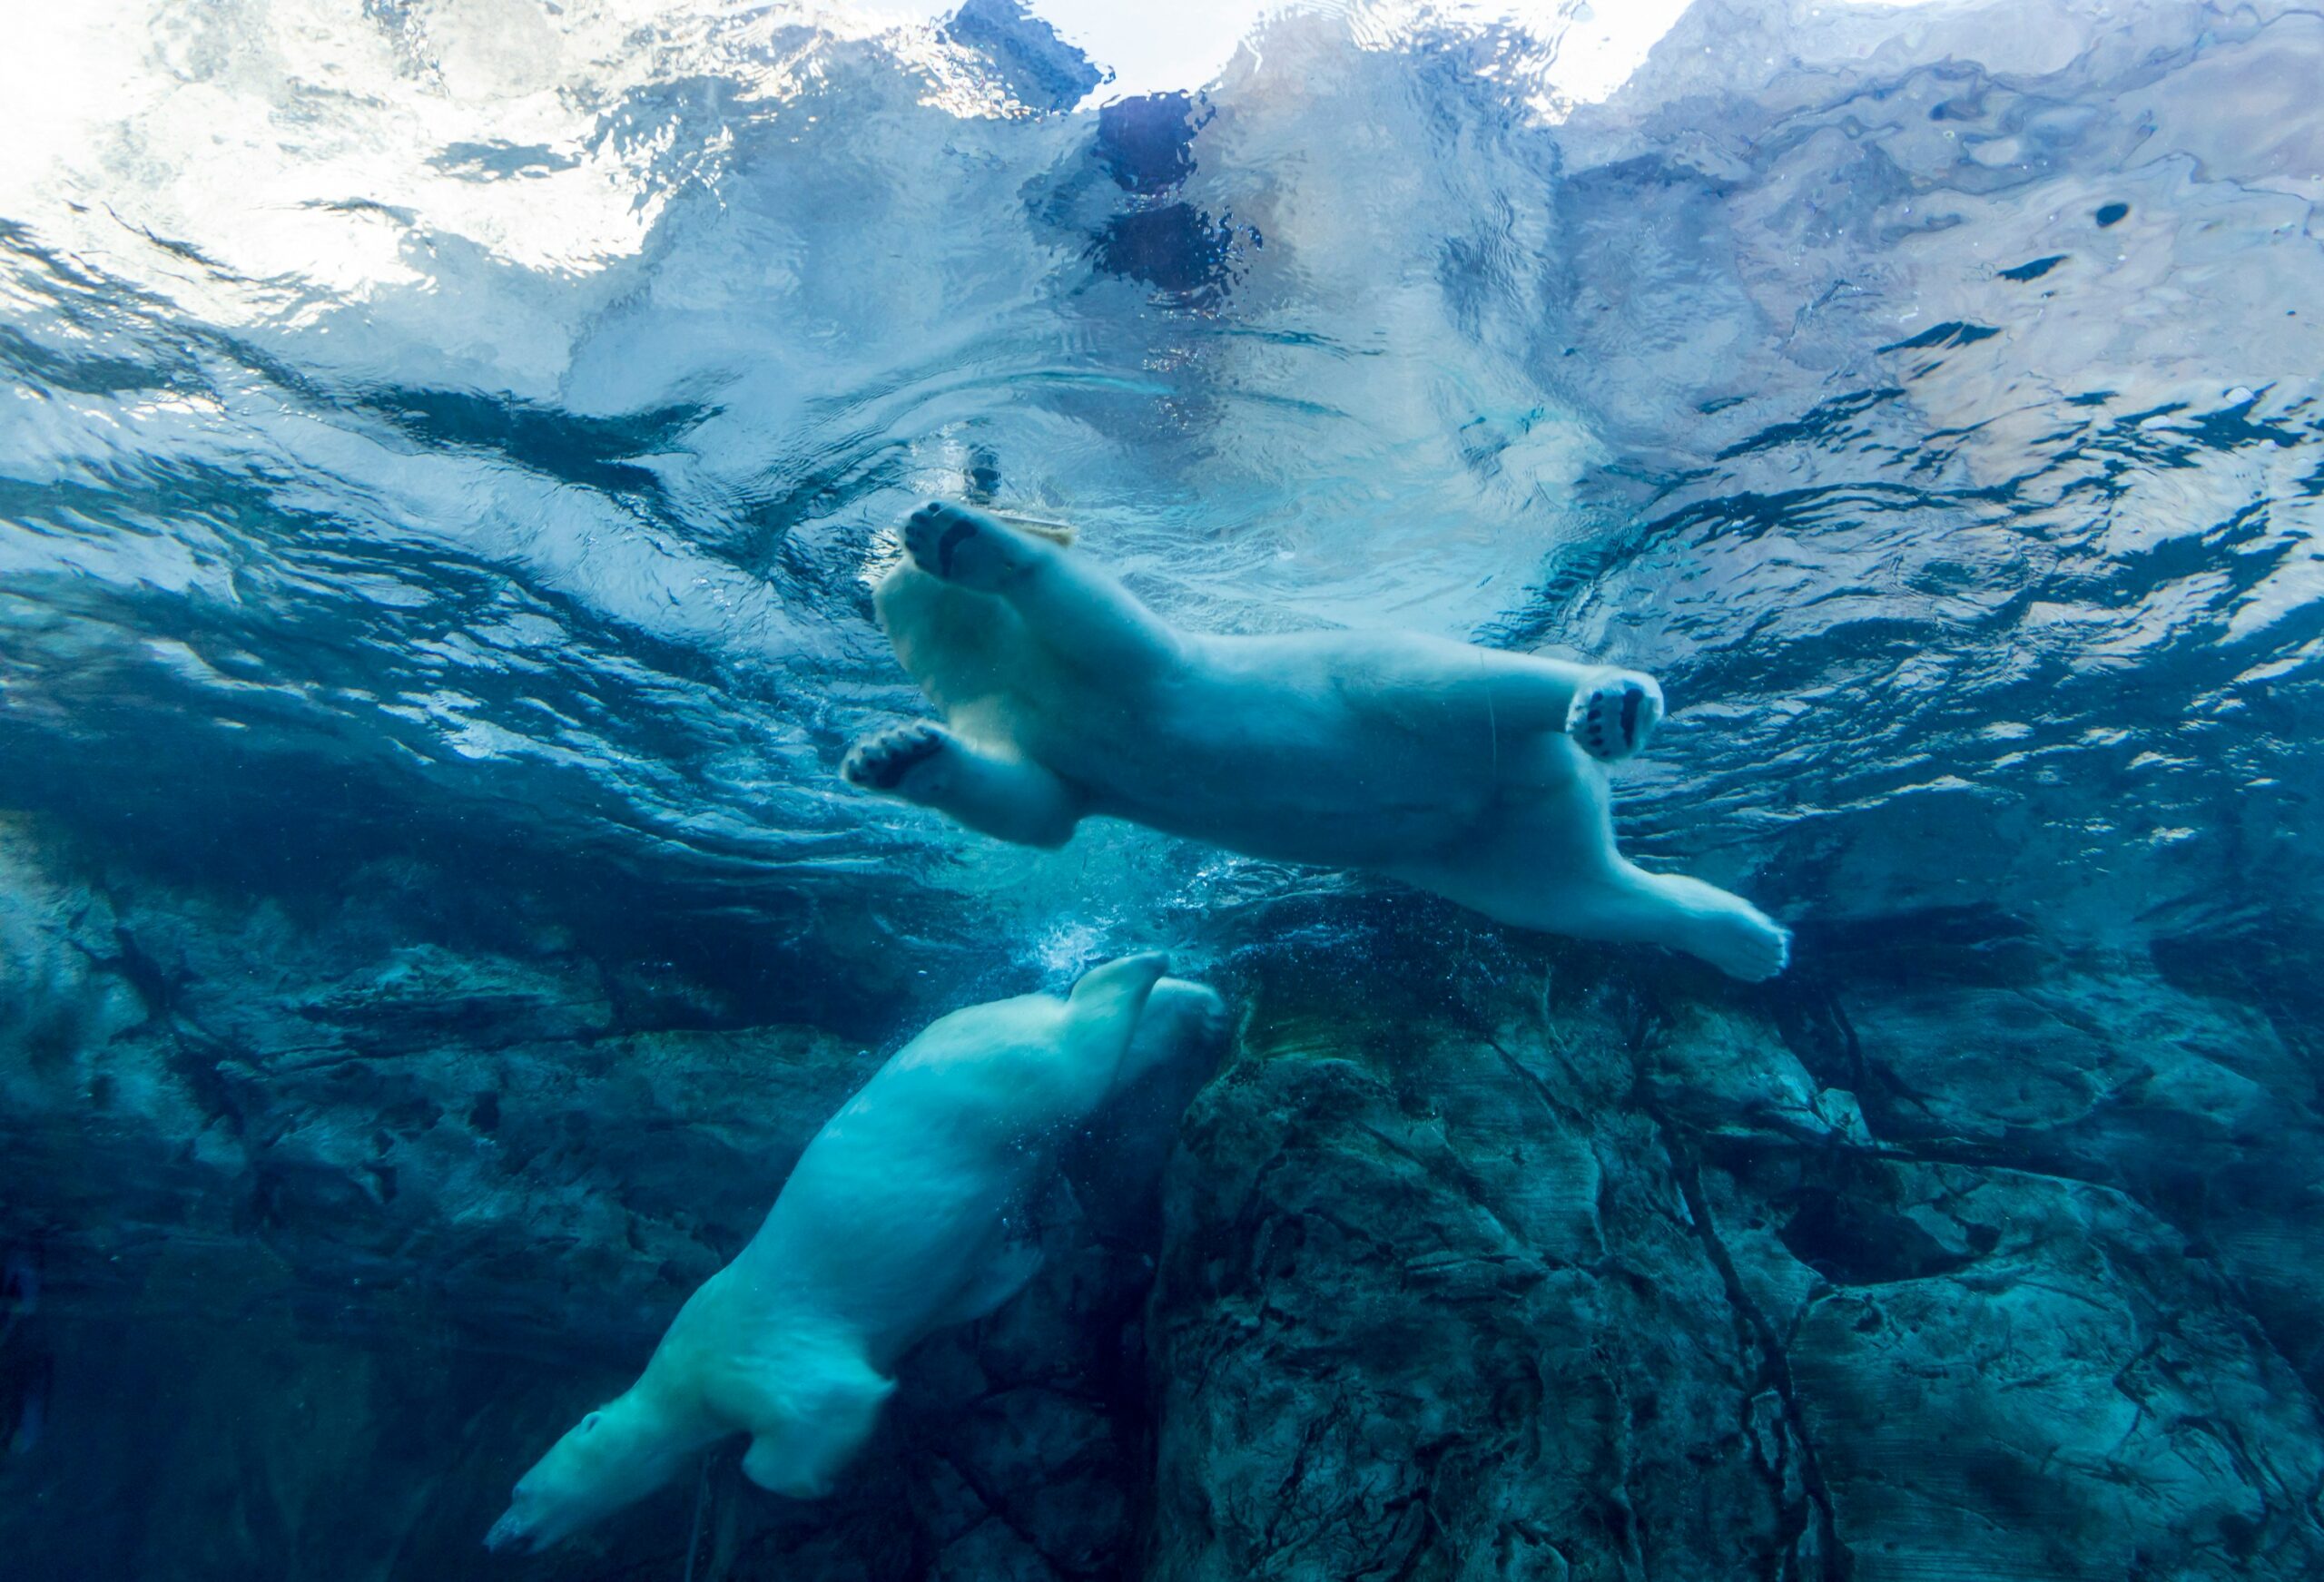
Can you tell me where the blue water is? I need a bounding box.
[7,1,2319,1016]
[3,0,2323,1572]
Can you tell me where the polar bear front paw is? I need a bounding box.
[903,500,1034,592]
[1568,669,1664,763]
[842,720,950,793]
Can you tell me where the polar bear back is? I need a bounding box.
[724,963,1158,1361]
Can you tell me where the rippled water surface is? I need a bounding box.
[5,0,2321,997]
[10,5,2324,1579]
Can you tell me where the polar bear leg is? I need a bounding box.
[1559,863,1792,981]
[1389,741,1788,979]
[1462,657,1664,763]
[1417,855,1789,980]
[927,1239,1043,1330]
[739,1357,896,1499]
[842,720,1081,848]
[901,501,1182,671]
[1359,639,1664,763]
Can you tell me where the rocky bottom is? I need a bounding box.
[3,816,2321,1579]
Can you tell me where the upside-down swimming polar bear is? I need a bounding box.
[845,502,1789,981]
[486,954,1222,1553]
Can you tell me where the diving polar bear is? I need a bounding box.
[845,502,1789,981]
[486,955,1223,1554]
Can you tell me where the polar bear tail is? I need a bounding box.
[1057,953,1170,1107]
[1069,951,1169,1017]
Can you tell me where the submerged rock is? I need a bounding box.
[1147,963,1809,1580]
[3,814,2321,1578]
[1147,946,2324,1580]
[0,814,1152,1579]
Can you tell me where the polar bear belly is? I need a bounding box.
[1004,656,1508,869]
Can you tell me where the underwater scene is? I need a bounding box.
[4,0,2323,1576]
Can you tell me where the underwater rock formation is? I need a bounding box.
[4,0,2323,1574]
[0,815,1153,1580]
[4,813,2322,1579]
[1148,939,2324,1580]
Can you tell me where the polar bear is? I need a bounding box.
[843,502,1789,980]
[484,955,1220,1555]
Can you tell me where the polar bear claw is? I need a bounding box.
[842,719,948,791]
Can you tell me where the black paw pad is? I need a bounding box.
[935,517,976,578]
[1572,674,1659,763]
[843,725,945,790]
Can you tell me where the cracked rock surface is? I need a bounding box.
[4,815,2323,1579]
[1147,946,2324,1581]
[0,816,1154,1581]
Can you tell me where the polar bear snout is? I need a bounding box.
[485,1396,690,1555]
[486,1469,580,1556]
[483,1501,543,1555]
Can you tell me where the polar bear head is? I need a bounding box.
[484,1390,694,1556]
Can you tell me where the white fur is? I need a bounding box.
[486,953,1183,1553]
[849,504,1789,981]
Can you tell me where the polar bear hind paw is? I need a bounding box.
[1568,669,1665,763]
[903,500,1034,592]
[1698,909,1791,982]
[842,720,949,792]
[1150,978,1231,1054]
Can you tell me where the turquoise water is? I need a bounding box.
[3,2,2321,1577]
